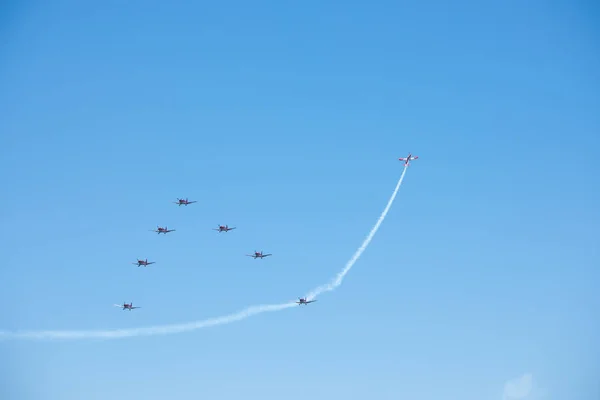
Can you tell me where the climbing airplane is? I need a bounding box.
[398,152,419,166]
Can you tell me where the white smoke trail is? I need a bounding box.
[0,166,408,341]
[304,165,408,300]
[0,303,297,340]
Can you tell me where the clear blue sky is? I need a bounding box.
[1,0,598,399]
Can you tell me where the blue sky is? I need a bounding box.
[1,0,598,399]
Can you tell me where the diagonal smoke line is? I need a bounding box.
[0,166,409,341]
[305,165,408,300]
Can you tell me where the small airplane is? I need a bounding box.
[132,258,155,267]
[213,225,236,232]
[174,198,197,206]
[246,250,272,259]
[114,302,140,311]
[296,297,317,305]
[398,152,419,166]
[150,226,176,234]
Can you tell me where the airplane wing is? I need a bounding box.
[188,201,197,204]
[306,300,316,303]
[263,254,272,257]
[131,306,141,309]
[228,227,236,230]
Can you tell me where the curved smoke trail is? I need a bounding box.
[304,165,407,300]
[0,166,409,341]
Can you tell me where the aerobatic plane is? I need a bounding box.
[114,302,140,311]
[398,152,419,166]
[151,226,176,234]
[174,198,197,206]
[296,297,317,305]
[246,250,272,259]
[213,225,236,232]
[132,259,155,267]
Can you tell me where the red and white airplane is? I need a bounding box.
[398,152,419,166]
[151,226,176,234]
[132,258,155,267]
[213,225,236,232]
[114,302,140,311]
[174,198,197,206]
[246,250,272,259]
[296,297,317,305]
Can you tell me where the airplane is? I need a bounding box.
[398,152,419,166]
[246,250,272,259]
[174,198,197,206]
[296,297,317,305]
[213,225,236,232]
[132,258,155,267]
[150,226,176,234]
[114,302,140,311]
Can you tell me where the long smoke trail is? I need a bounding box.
[0,166,409,341]
[304,165,408,300]
[0,303,297,340]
